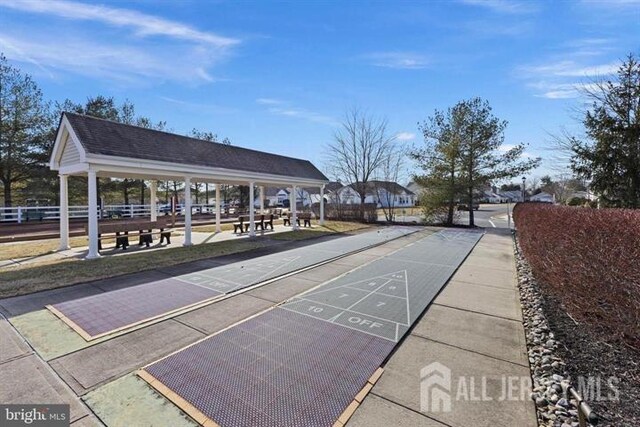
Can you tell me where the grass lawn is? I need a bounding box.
[0,233,189,261]
[0,236,90,261]
[270,221,370,241]
[376,207,422,216]
[0,220,370,298]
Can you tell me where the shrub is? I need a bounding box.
[566,196,588,206]
[322,203,378,223]
[514,203,640,350]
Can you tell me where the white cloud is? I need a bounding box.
[267,107,337,126]
[159,96,237,114]
[0,33,219,84]
[580,0,640,8]
[516,46,622,100]
[518,60,619,79]
[0,0,239,85]
[560,38,616,57]
[256,99,337,126]
[524,80,607,99]
[0,35,54,78]
[458,0,538,14]
[395,132,416,141]
[0,0,239,47]
[256,98,285,106]
[362,52,429,70]
[498,144,517,152]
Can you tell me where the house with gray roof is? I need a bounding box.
[337,181,416,208]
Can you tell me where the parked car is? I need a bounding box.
[102,209,125,218]
[25,208,46,221]
[159,204,184,214]
[457,202,480,211]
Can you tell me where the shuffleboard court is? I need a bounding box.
[282,228,482,341]
[139,229,482,426]
[48,227,415,340]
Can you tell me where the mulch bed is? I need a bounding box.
[540,292,640,426]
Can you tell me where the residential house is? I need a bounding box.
[406,181,423,203]
[305,181,343,204]
[498,190,524,202]
[529,192,554,203]
[337,181,416,208]
[482,191,508,203]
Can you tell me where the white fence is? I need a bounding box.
[0,204,219,223]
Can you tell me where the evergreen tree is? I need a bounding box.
[571,54,640,208]
[0,53,53,207]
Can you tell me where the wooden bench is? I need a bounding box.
[233,216,247,233]
[234,214,270,233]
[283,212,312,227]
[87,218,173,251]
[263,214,274,230]
[299,212,312,227]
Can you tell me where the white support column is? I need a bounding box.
[259,185,265,213]
[319,184,325,226]
[292,185,298,230]
[215,183,221,233]
[249,182,256,237]
[184,177,192,246]
[59,174,70,250]
[86,170,100,259]
[150,180,157,222]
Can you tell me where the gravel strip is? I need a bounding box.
[514,235,590,427]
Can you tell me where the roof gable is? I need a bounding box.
[345,181,415,195]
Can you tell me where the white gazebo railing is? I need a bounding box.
[0,204,223,223]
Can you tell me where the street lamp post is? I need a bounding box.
[522,177,526,202]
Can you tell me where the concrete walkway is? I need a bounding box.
[0,228,536,427]
[348,231,537,427]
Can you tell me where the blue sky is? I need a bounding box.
[1,0,638,182]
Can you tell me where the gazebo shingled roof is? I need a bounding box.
[63,113,328,182]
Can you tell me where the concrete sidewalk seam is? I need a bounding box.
[0,351,33,366]
[410,334,529,368]
[368,392,455,427]
[431,302,522,323]
[447,278,516,291]
[1,314,98,424]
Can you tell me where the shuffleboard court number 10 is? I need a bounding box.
[308,306,323,313]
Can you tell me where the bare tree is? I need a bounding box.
[374,145,406,222]
[326,108,396,220]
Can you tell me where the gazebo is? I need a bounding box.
[49,113,329,259]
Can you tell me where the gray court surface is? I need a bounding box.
[141,229,482,427]
[50,227,415,339]
[282,229,483,341]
